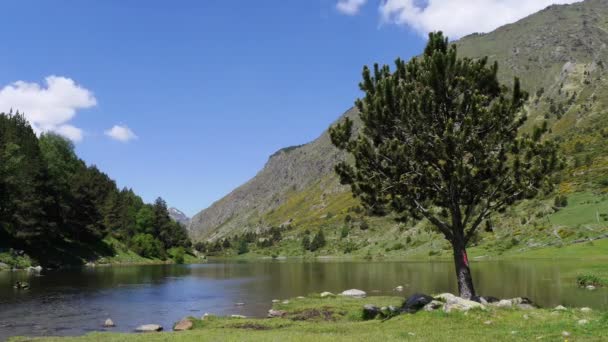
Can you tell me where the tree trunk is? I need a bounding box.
[452,235,476,299]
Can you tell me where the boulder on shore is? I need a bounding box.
[135,324,163,332]
[103,318,115,328]
[340,289,367,298]
[401,293,434,313]
[320,292,335,298]
[362,304,381,320]
[173,318,193,331]
[268,309,287,318]
[433,293,485,312]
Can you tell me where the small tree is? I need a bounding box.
[310,229,326,251]
[301,235,311,251]
[330,32,560,299]
[237,239,249,255]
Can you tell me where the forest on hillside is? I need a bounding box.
[0,112,191,268]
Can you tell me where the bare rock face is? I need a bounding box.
[173,318,193,331]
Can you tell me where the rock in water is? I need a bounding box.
[268,309,287,318]
[135,324,163,332]
[173,318,193,331]
[340,289,366,298]
[401,293,434,313]
[13,281,29,290]
[362,304,381,320]
[394,285,404,292]
[103,318,115,328]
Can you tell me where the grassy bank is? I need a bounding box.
[11,296,607,341]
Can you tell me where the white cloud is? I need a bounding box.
[380,0,583,38]
[337,0,367,15]
[0,76,96,142]
[105,125,138,142]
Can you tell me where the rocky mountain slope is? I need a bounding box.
[189,0,608,253]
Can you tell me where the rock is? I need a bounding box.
[578,319,589,325]
[394,285,404,292]
[230,315,246,319]
[496,299,513,308]
[523,314,529,320]
[272,299,280,303]
[85,262,96,267]
[0,262,9,270]
[340,289,366,298]
[362,304,381,320]
[27,266,42,272]
[282,300,290,304]
[173,318,193,331]
[443,296,485,313]
[320,292,335,298]
[581,307,592,313]
[103,318,115,328]
[517,303,536,310]
[562,331,570,337]
[402,293,434,313]
[434,293,458,302]
[201,313,214,320]
[135,324,163,332]
[235,302,245,306]
[586,285,596,291]
[268,309,287,318]
[423,300,444,312]
[483,320,492,325]
[297,296,305,299]
[13,281,29,289]
[554,305,567,311]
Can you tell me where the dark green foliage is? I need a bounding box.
[340,225,350,239]
[131,233,165,259]
[554,195,568,208]
[576,274,605,287]
[237,239,249,255]
[329,32,560,298]
[309,229,326,251]
[170,247,186,264]
[0,112,191,266]
[301,235,311,251]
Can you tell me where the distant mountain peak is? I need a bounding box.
[168,207,190,226]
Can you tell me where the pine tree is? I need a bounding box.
[329,32,561,299]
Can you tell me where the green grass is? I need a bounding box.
[11,296,608,341]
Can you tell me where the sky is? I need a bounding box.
[0,0,582,216]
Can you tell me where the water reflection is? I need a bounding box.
[0,259,606,339]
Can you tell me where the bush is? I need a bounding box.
[237,239,249,255]
[576,274,605,287]
[131,234,165,259]
[169,247,186,264]
[359,220,369,231]
[340,226,350,239]
[554,195,568,208]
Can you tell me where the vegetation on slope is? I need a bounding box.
[0,112,193,268]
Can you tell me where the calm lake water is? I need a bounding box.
[0,259,606,340]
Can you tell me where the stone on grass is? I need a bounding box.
[562,331,571,337]
[581,307,592,313]
[340,289,366,298]
[362,304,381,320]
[201,313,214,320]
[272,299,280,303]
[320,292,335,298]
[297,296,305,299]
[394,285,404,292]
[230,315,246,319]
[401,293,434,313]
[135,324,163,332]
[483,320,492,325]
[282,300,290,304]
[554,305,567,311]
[434,293,458,302]
[103,318,115,328]
[268,309,287,318]
[443,297,485,313]
[578,319,589,325]
[496,299,513,308]
[173,318,193,331]
[423,300,444,312]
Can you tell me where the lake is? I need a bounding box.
[0,259,606,340]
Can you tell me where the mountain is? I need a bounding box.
[169,207,191,226]
[189,0,608,256]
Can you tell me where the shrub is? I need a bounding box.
[237,239,249,255]
[554,195,568,208]
[340,226,350,239]
[131,234,165,259]
[359,220,369,231]
[169,247,185,264]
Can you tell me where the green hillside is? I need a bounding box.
[189,0,608,259]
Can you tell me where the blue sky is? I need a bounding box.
[0,0,580,216]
